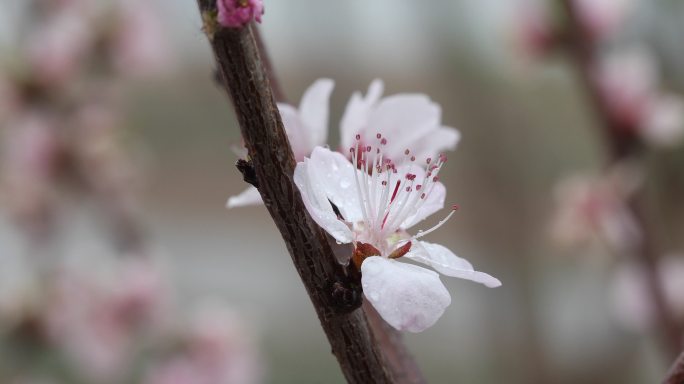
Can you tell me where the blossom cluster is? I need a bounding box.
[230,79,499,332]
[0,1,262,382]
[513,0,684,148]
[0,252,262,384]
[1,0,170,236]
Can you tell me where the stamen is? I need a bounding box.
[410,206,459,241]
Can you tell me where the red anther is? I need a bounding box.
[420,193,426,199]
[376,148,380,154]
[366,145,371,152]
[349,147,355,153]
[426,157,432,164]
[416,185,422,190]
[432,176,439,182]
[405,186,411,192]
[410,156,416,162]
[355,134,361,140]
[439,153,448,162]
[452,204,460,211]
[380,138,387,145]
[404,149,410,155]
[376,133,382,139]
[381,180,388,186]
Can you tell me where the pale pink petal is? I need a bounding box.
[361,256,451,332]
[365,94,442,161]
[294,155,354,243]
[339,79,384,151]
[226,187,262,208]
[411,127,462,163]
[298,79,334,149]
[405,241,502,288]
[305,146,364,223]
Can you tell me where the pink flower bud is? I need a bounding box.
[216,0,264,29]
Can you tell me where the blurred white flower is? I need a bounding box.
[641,94,684,147]
[611,255,684,332]
[573,0,634,41]
[112,0,172,77]
[595,48,658,128]
[550,163,642,252]
[27,7,92,87]
[1,111,61,227]
[144,301,262,384]
[294,145,500,332]
[510,0,557,58]
[228,79,460,208]
[594,48,684,147]
[44,257,166,382]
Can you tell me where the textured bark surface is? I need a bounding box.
[559,0,682,359]
[194,2,426,382]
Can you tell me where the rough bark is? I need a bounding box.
[194,2,426,382]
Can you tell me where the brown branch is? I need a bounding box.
[195,2,426,382]
[558,0,682,358]
[249,19,425,383]
[252,26,286,103]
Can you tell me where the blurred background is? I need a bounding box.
[2,0,684,383]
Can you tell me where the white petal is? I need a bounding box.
[361,256,451,333]
[405,241,502,288]
[411,127,462,163]
[299,79,334,149]
[366,94,441,161]
[294,157,353,243]
[226,187,263,208]
[401,181,446,229]
[278,104,310,161]
[306,146,364,223]
[339,79,384,151]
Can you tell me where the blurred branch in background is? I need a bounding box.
[556,0,683,359]
[516,0,684,366]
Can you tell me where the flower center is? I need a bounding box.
[348,133,456,253]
